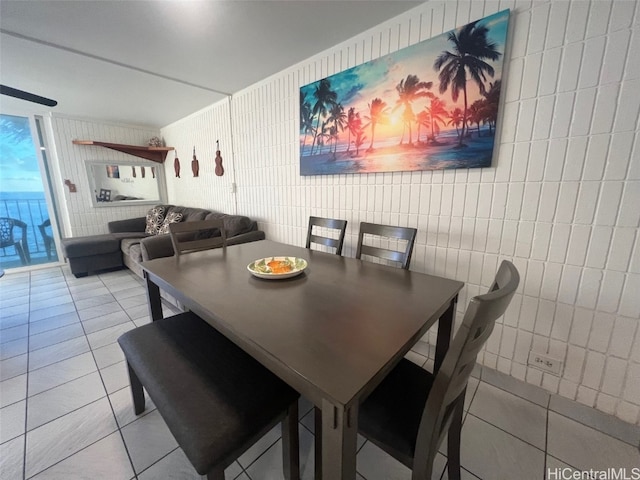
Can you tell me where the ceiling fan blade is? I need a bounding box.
[0,85,58,107]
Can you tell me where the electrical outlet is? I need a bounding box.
[528,351,563,375]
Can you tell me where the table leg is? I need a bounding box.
[144,272,163,321]
[321,399,357,480]
[434,295,457,373]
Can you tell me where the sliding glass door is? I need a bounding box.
[0,113,60,270]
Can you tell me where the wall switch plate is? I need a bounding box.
[528,351,563,375]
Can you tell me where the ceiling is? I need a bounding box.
[0,0,422,128]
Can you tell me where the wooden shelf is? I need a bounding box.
[72,140,174,163]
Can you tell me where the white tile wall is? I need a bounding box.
[153,0,639,425]
[48,115,162,237]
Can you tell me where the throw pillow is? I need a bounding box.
[158,211,184,235]
[145,206,165,235]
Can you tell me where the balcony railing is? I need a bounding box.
[0,196,58,269]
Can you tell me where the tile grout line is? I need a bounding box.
[20,270,32,480]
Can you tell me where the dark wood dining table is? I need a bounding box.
[141,239,464,479]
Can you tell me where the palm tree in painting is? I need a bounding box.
[434,20,501,147]
[327,103,347,155]
[481,80,501,136]
[423,97,448,143]
[416,110,430,144]
[354,130,367,157]
[467,99,486,137]
[365,98,390,151]
[300,92,315,152]
[311,79,338,155]
[393,74,433,146]
[345,107,359,153]
[448,108,465,138]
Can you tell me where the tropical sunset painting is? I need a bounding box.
[299,10,509,176]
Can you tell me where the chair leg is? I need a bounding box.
[15,243,27,265]
[446,395,465,480]
[126,362,146,415]
[314,406,322,480]
[282,400,300,480]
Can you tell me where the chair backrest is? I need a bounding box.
[169,219,227,257]
[355,222,417,270]
[412,260,519,478]
[305,216,347,255]
[0,217,27,248]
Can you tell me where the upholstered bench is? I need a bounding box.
[118,312,300,479]
[61,234,122,277]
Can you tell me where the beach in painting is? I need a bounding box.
[301,128,494,175]
[299,10,509,176]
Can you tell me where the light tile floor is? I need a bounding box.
[1,266,639,479]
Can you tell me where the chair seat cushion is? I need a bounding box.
[118,313,298,474]
[359,358,435,464]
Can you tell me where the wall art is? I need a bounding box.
[299,9,509,176]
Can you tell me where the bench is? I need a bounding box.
[118,312,300,479]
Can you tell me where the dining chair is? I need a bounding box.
[305,216,347,255]
[169,219,227,256]
[0,217,30,265]
[119,312,300,479]
[356,222,417,270]
[358,260,519,480]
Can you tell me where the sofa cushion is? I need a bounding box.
[205,212,253,238]
[145,206,165,235]
[167,206,209,223]
[127,242,143,263]
[158,211,184,235]
[121,238,142,257]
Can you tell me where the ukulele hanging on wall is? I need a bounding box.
[192,146,199,177]
[215,140,224,176]
[174,151,180,178]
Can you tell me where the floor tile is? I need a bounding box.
[25,397,118,478]
[81,311,131,335]
[549,394,640,447]
[116,293,148,310]
[100,361,130,394]
[0,303,29,317]
[109,386,156,428]
[27,371,106,431]
[93,342,126,369]
[0,293,29,309]
[30,294,73,312]
[29,336,90,371]
[547,412,640,471]
[0,313,29,330]
[86,322,136,350]
[245,426,315,480]
[28,352,97,396]
[0,434,24,479]
[0,353,28,381]
[29,323,85,352]
[356,439,447,480]
[29,303,76,323]
[0,324,29,344]
[0,337,28,361]
[0,373,27,408]
[237,424,281,468]
[78,301,123,322]
[73,293,117,312]
[112,286,147,302]
[468,382,547,449]
[121,409,179,474]
[458,414,545,480]
[29,312,80,336]
[481,366,550,408]
[126,303,150,320]
[69,286,110,301]
[137,447,208,479]
[29,287,70,304]
[0,399,26,444]
[29,431,134,480]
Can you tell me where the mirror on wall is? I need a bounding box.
[86,160,166,207]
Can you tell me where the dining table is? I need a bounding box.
[141,239,464,479]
